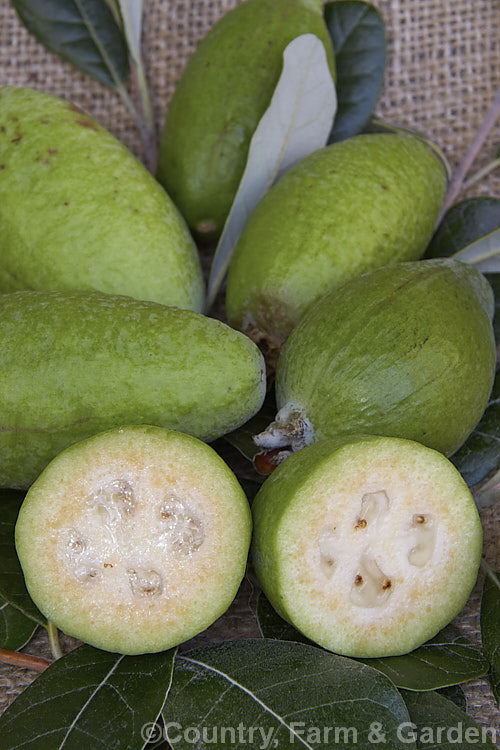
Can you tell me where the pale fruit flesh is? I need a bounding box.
[15,426,252,655]
[252,436,483,657]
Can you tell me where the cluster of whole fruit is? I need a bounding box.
[2,0,495,658]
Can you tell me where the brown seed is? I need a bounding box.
[382,578,392,590]
[415,515,426,524]
[355,519,367,529]
[354,574,363,586]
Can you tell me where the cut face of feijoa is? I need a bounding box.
[252,436,483,658]
[15,426,252,655]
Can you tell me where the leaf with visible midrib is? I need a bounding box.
[0,489,46,627]
[12,0,129,89]
[257,594,489,691]
[0,643,176,750]
[481,569,500,704]
[206,33,337,309]
[0,596,38,651]
[363,625,489,691]
[401,690,497,749]
[163,639,415,750]
[325,0,386,143]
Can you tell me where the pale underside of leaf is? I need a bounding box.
[453,227,500,272]
[117,0,143,66]
[206,33,337,309]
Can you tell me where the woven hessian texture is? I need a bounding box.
[0,0,499,734]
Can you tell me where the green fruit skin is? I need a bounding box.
[157,0,335,238]
[252,436,483,657]
[275,259,495,456]
[0,291,266,489]
[226,134,447,347]
[16,425,252,655]
[0,87,204,312]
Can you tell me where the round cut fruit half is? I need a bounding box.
[252,435,482,658]
[15,425,252,655]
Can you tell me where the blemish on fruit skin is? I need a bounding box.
[0,164,5,170]
[11,134,22,144]
[67,102,84,114]
[75,117,99,132]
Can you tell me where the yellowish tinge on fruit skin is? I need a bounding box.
[0,290,266,489]
[0,86,205,311]
[226,134,448,348]
[15,426,253,655]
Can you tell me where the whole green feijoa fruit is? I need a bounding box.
[255,259,495,457]
[0,87,204,311]
[0,291,266,489]
[252,435,482,658]
[15,426,252,655]
[157,0,335,238]
[226,134,447,350]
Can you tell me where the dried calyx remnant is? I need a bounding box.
[62,479,205,597]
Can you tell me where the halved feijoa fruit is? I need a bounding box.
[252,435,482,657]
[15,425,252,654]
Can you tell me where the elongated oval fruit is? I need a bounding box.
[226,134,447,350]
[256,260,495,458]
[252,435,483,657]
[157,0,335,238]
[0,86,204,311]
[0,291,266,489]
[16,426,252,654]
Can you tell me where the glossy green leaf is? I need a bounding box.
[480,569,500,704]
[0,596,38,651]
[164,639,415,749]
[437,686,467,712]
[401,690,497,748]
[0,643,176,750]
[11,0,129,89]
[451,371,500,490]
[257,591,311,644]
[0,489,45,626]
[257,595,488,691]
[325,1,386,143]
[364,626,489,691]
[426,198,500,258]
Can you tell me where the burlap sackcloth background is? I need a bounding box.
[0,0,499,736]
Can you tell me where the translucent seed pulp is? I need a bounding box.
[60,480,206,599]
[316,487,438,609]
